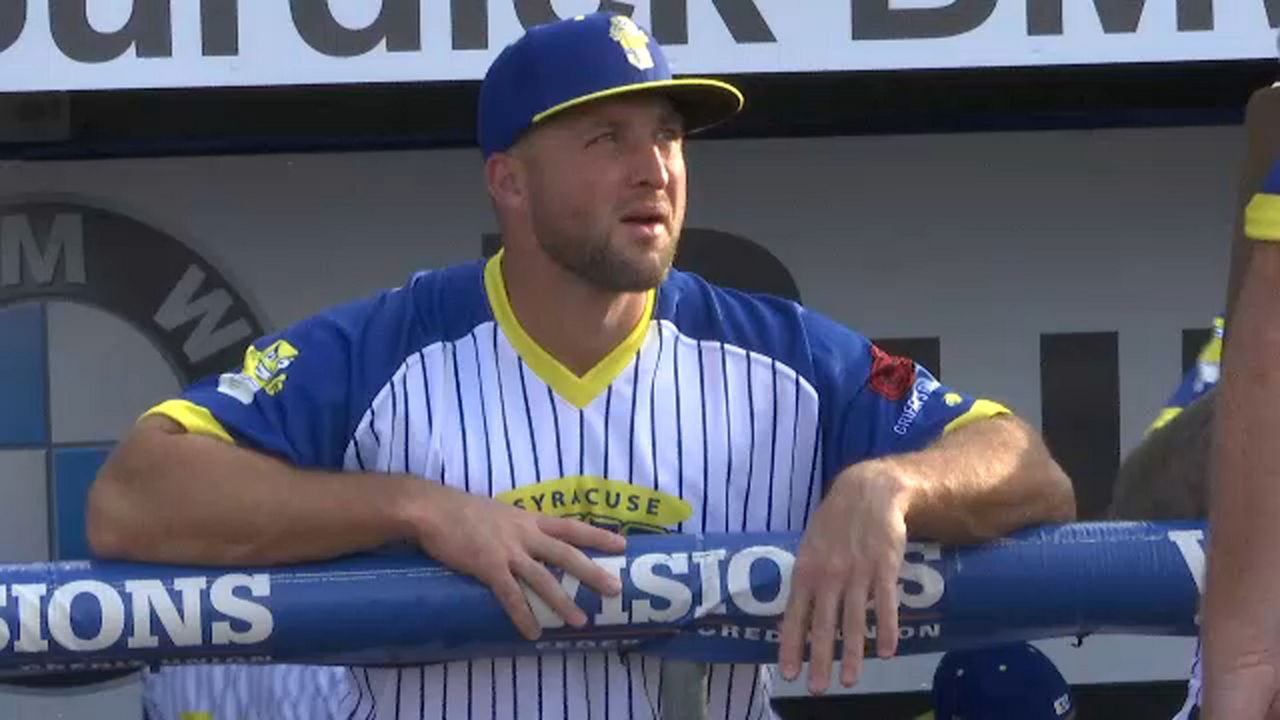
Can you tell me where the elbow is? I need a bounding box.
[1009,457,1078,533]
[85,516,129,561]
[1001,422,1080,532]
[85,454,141,560]
[1043,462,1078,524]
[86,432,173,561]
[967,462,1078,543]
[1016,419,1078,527]
[87,416,192,561]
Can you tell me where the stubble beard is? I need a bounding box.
[537,226,680,293]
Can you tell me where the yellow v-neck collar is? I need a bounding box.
[484,250,655,409]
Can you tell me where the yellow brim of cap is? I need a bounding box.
[531,78,744,134]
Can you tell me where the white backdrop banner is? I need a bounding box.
[0,0,1277,93]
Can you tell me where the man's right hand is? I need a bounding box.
[404,481,627,640]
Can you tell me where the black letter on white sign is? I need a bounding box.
[1027,0,1213,35]
[852,0,996,40]
[651,0,775,44]
[49,0,172,62]
[201,0,238,56]
[512,1,635,31]
[290,0,420,57]
[452,0,486,50]
[0,0,26,54]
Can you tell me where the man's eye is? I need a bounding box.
[589,132,617,146]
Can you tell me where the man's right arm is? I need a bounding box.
[87,287,426,567]
[87,284,628,639]
[87,414,424,567]
[87,413,627,640]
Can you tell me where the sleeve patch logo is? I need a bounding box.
[893,377,942,436]
[868,345,916,402]
[216,340,299,405]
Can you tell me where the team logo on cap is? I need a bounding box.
[609,16,654,71]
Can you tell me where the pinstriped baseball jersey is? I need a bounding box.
[1172,638,1202,720]
[145,250,1008,720]
[142,664,354,720]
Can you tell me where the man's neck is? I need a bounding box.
[499,250,651,377]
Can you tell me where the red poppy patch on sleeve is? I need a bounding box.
[868,345,916,402]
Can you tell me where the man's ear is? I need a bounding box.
[485,151,526,210]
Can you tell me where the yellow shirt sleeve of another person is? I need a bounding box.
[1245,159,1280,243]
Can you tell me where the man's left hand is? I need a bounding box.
[777,457,915,694]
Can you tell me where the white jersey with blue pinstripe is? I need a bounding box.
[1172,639,1202,720]
[142,664,354,720]
[148,250,1007,720]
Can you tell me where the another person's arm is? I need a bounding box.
[1200,82,1280,716]
[1108,319,1222,522]
[1202,242,1280,719]
[1108,392,1215,520]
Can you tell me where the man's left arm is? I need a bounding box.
[882,413,1076,544]
[778,325,1074,695]
[779,413,1073,695]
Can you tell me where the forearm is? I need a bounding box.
[885,415,1076,543]
[87,416,423,566]
[1204,247,1280,648]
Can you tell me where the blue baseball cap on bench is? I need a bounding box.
[477,12,744,158]
[930,642,1075,720]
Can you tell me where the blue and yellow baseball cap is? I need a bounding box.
[477,12,744,157]
[929,643,1075,720]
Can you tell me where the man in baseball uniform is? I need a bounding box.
[88,12,1077,719]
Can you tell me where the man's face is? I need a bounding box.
[515,94,687,292]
